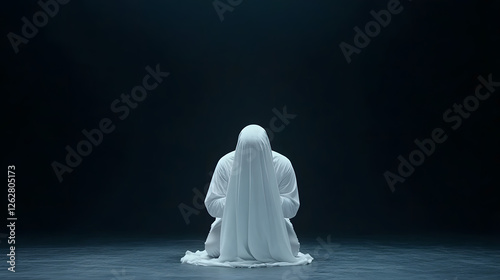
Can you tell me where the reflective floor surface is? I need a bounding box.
[2,234,499,279]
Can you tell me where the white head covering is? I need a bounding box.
[219,124,296,262]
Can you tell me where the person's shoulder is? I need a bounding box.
[217,151,235,167]
[272,151,292,168]
[272,150,290,161]
[220,151,235,161]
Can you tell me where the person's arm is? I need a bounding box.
[278,161,300,218]
[204,157,229,218]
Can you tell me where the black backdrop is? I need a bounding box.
[2,0,499,238]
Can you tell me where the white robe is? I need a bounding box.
[181,124,313,267]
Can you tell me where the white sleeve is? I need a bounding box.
[278,162,300,218]
[204,157,229,218]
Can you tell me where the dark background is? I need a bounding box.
[2,0,499,239]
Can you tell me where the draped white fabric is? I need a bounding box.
[181,124,313,267]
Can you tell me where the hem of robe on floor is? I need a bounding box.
[180,250,314,268]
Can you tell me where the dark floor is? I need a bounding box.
[2,234,500,279]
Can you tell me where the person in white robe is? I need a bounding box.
[181,124,313,267]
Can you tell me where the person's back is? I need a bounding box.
[181,124,313,267]
[205,150,300,219]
